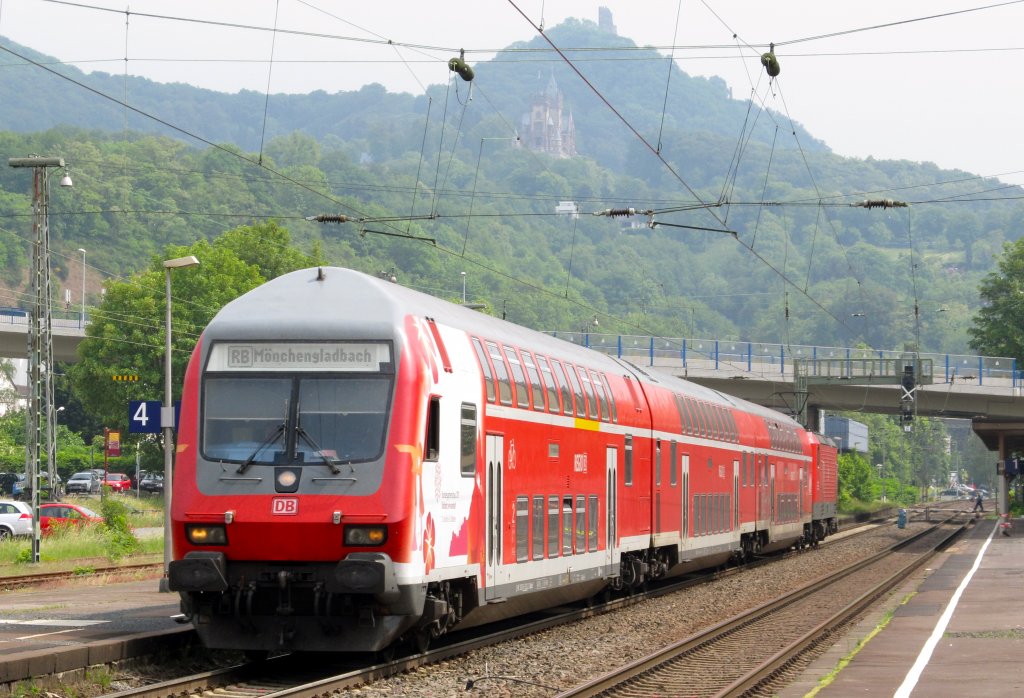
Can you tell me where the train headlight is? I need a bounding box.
[186,524,228,546]
[344,524,388,546]
[274,466,300,493]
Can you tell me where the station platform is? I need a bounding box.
[782,514,1024,697]
[0,577,190,684]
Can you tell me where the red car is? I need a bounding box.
[103,472,132,492]
[38,502,103,534]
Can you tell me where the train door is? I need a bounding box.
[485,433,503,601]
[606,446,617,571]
[770,462,777,524]
[681,454,690,537]
[733,459,740,530]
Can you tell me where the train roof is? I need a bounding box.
[206,267,801,429]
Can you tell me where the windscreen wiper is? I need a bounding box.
[236,423,286,474]
[294,426,344,474]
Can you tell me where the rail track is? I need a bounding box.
[553,514,972,697]
[95,520,894,698]
[0,561,162,590]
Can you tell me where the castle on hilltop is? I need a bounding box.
[520,71,577,159]
[517,8,617,159]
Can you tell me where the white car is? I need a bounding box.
[0,500,33,539]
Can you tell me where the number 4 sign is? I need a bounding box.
[128,400,180,433]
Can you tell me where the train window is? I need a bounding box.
[741,452,747,488]
[425,396,440,461]
[548,442,559,458]
[515,496,529,563]
[670,441,678,486]
[548,495,560,557]
[674,394,689,435]
[589,370,609,421]
[577,368,599,420]
[532,496,545,560]
[203,377,291,463]
[587,495,598,552]
[471,338,495,404]
[486,341,513,406]
[292,377,390,464]
[655,440,662,487]
[708,404,721,440]
[600,374,617,423]
[537,355,560,414]
[575,495,586,554]
[564,363,587,418]
[561,498,573,555]
[707,456,713,470]
[726,411,738,442]
[689,398,704,437]
[694,494,702,535]
[504,346,529,409]
[552,360,574,416]
[624,435,633,486]
[460,404,477,477]
[521,350,546,412]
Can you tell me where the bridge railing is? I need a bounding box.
[548,332,1021,388]
[0,308,88,330]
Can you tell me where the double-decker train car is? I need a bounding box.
[168,267,838,655]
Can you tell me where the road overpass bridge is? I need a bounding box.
[0,312,85,362]
[552,332,1024,456]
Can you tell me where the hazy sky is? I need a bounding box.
[2,0,1023,184]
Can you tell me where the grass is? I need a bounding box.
[0,493,165,569]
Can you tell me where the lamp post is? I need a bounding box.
[160,255,200,592]
[77,248,86,328]
[461,271,467,303]
[8,156,71,563]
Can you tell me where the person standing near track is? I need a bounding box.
[972,491,985,513]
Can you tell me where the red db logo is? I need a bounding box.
[271,498,298,515]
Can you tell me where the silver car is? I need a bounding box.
[0,500,33,539]
[66,471,100,494]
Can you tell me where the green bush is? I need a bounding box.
[98,496,140,561]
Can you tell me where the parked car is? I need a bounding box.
[0,472,21,497]
[65,471,101,495]
[102,472,132,493]
[140,472,164,494]
[14,472,62,501]
[0,500,33,539]
[38,502,102,534]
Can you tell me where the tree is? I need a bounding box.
[968,238,1024,360]
[67,224,315,431]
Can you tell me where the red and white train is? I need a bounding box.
[169,266,838,654]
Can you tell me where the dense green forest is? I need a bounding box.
[1,18,1019,356]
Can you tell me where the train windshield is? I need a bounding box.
[202,375,392,467]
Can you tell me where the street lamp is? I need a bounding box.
[461,271,467,303]
[160,255,200,592]
[77,248,86,328]
[8,156,72,564]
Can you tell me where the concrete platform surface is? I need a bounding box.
[782,515,1024,697]
[0,577,189,684]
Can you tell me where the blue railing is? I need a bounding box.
[548,332,1022,389]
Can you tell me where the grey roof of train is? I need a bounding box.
[208,267,800,428]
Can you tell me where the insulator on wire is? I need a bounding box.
[594,208,637,218]
[305,214,350,223]
[448,56,474,82]
[761,43,780,77]
[853,199,908,209]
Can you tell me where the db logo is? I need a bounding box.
[271,497,298,515]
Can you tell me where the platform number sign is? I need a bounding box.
[128,400,181,433]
